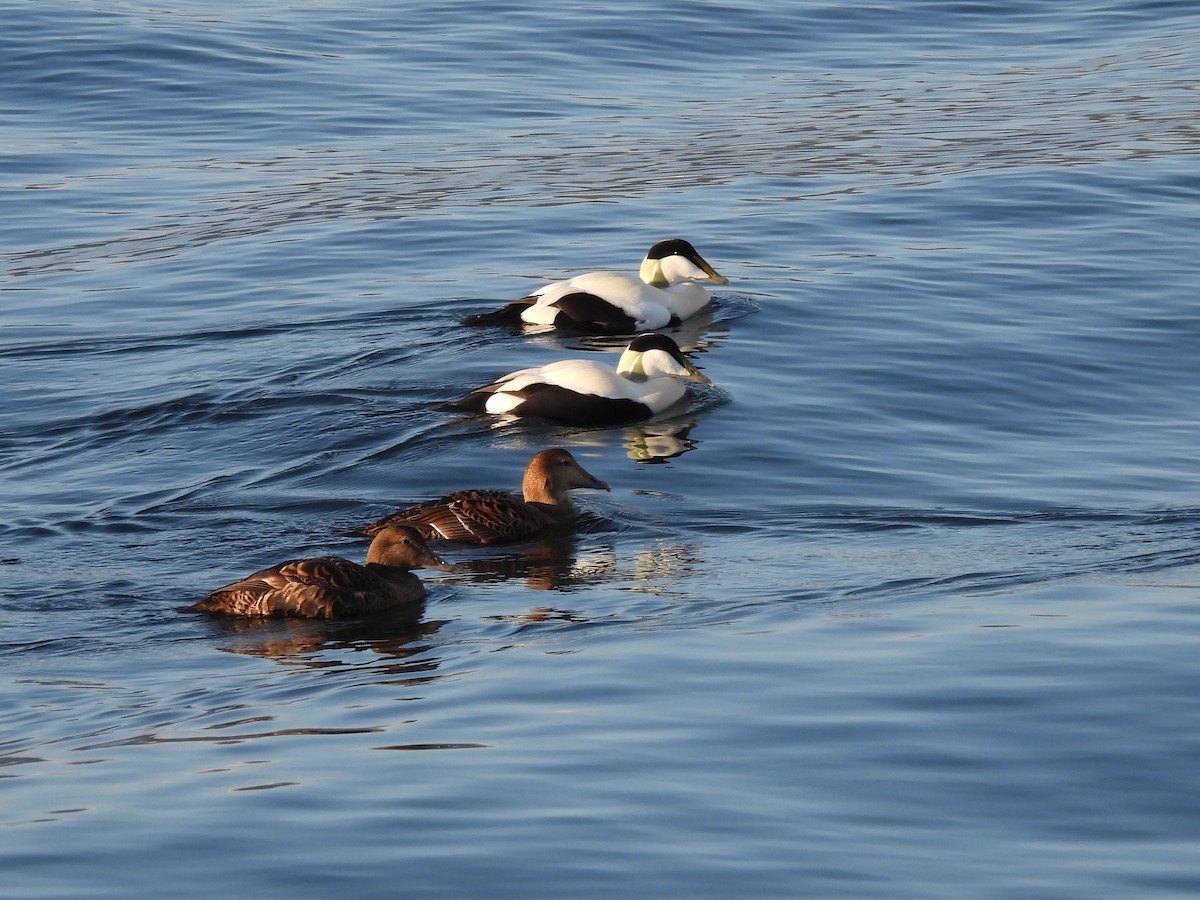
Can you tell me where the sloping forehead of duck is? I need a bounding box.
[646,239,697,260]
[627,333,684,360]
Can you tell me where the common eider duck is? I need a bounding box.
[462,238,729,333]
[357,448,610,545]
[191,525,453,619]
[438,333,711,427]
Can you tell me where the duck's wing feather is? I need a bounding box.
[539,272,648,303]
[194,557,396,618]
[509,359,629,398]
[364,490,554,544]
[446,491,559,543]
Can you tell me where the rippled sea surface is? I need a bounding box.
[4,1,1200,896]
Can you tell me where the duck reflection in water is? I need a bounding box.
[623,419,699,462]
[450,531,618,592]
[198,610,451,677]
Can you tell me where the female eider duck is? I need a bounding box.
[463,238,729,334]
[191,525,454,619]
[439,333,711,427]
[357,448,610,545]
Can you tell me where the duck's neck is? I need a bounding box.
[364,561,410,581]
[522,473,577,511]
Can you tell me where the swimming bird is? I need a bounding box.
[356,448,610,545]
[462,238,729,333]
[191,525,454,619]
[438,333,711,427]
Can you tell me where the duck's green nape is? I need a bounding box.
[639,255,670,288]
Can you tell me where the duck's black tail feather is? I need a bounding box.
[459,297,535,327]
[432,391,489,414]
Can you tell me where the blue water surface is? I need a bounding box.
[3,1,1200,897]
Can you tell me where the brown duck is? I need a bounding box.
[356,448,610,545]
[191,524,454,619]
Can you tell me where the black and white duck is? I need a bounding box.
[438,333,711,427]
[463,238,729,334]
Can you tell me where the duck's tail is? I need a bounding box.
[459,297,535,327]
[432,390,490,415]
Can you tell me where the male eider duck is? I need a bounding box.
[463,238,729,333]
[191,525,454,619]
[439,333,711,427]
[357,448,610,545]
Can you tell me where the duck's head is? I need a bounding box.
[366,525,457,572]
[639,238,730,288]
[524,448,611,501]
[617,333,712,385]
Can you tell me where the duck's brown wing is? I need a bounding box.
[194,557,399,619]
[364,490,556,545]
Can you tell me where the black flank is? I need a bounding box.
[512,382,651,426]
[551,291,640,333]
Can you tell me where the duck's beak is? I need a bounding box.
[423,552,459,573]
[682,359,713,385]
[698,258,730,286]
[582,470,612,492]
